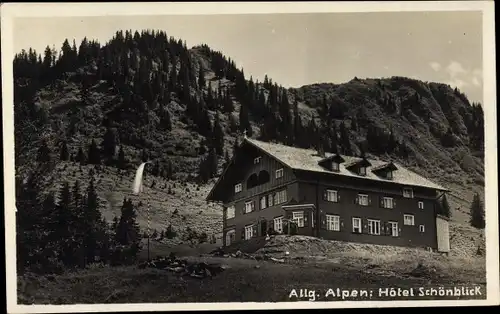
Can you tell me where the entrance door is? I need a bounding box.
[260,220,267,236]
[225,229,235,246]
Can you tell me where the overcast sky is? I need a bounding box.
[13,11,483,103]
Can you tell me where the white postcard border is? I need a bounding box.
[1,1,498,312]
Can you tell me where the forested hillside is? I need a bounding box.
[12,29,485,274]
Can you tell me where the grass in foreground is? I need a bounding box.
[18,252,486,304]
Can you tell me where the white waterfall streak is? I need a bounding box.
[132,162,149,195]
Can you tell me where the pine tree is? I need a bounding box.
[102,127,118,161]
[59,140,69,161]
[117,145,127,169]
[115,198,141,260]
[339,122,352,156]
[470,193,485,229]
[238,103,252,137]
[37,139,51,163]
[54,181,76,266]
[87,139,101,165]
[76,146,86,165]
[82,178,103,265]
[439,194,451,218]
[15,174,42,273]
[212,112,225,155]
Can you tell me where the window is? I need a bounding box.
[235,183,242,193]
[388,221,399,237]
[326,190,338,202]
[368,219,381,235]
[274,189,287,205]
[386,171,393,180]
[226,206,235,219]
[419,225,425,233]
[403,188,414,198]
[244,201,255,214]
[275,168,284,179]
[254,157,261,164]
[267,194,274,207]
[260,196,267,210]
[326,215,340,231]
[404,214,415,226]
[332,162,339,171]
[383,197,394,209]
[418,201,424,210]
[358,194,369,206]
[292,211,304,228]
[352,217,362,233]
[359,167,367,176]
[244,225,254,240]
[274,216,283,233]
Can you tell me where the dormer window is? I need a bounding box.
[345,157,371,176]
[319,154,345,172]
[254,157,261,164]
[372,162,398,180]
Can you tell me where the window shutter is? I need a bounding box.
[304,213,309,227]
[393,199,397,208]
[252,224,258,237]
[368,196,372,205]
[338,194,341,203]
[340,218,344,231]
[354,195,358,204]
[323,190,327,201]
[379,197,384,208]
[321,213,326,229]
[241,229,245,240]
[363,220,368,233]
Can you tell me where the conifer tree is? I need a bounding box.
[470,193,485,229]
[55,181,75,266]
[59,140,69,161]
[37,139,51,163]
[87,139,101,165]
[339,121,352,156]
[117,145,127,169]
[76,146,86,165]
[115,198,141,260]
[439,194,451,218]
[212,112,225,155]
[102,127,118,161]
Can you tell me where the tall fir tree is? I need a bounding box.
[469,193,485,229]
[212,112,225,155]
[59,140,69,161]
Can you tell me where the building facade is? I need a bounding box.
[206,137,450,251]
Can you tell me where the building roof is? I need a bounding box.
[244,138,449,192]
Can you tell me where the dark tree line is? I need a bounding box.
[16,173,142,275]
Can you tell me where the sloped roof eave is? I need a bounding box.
[288,163,448,192]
